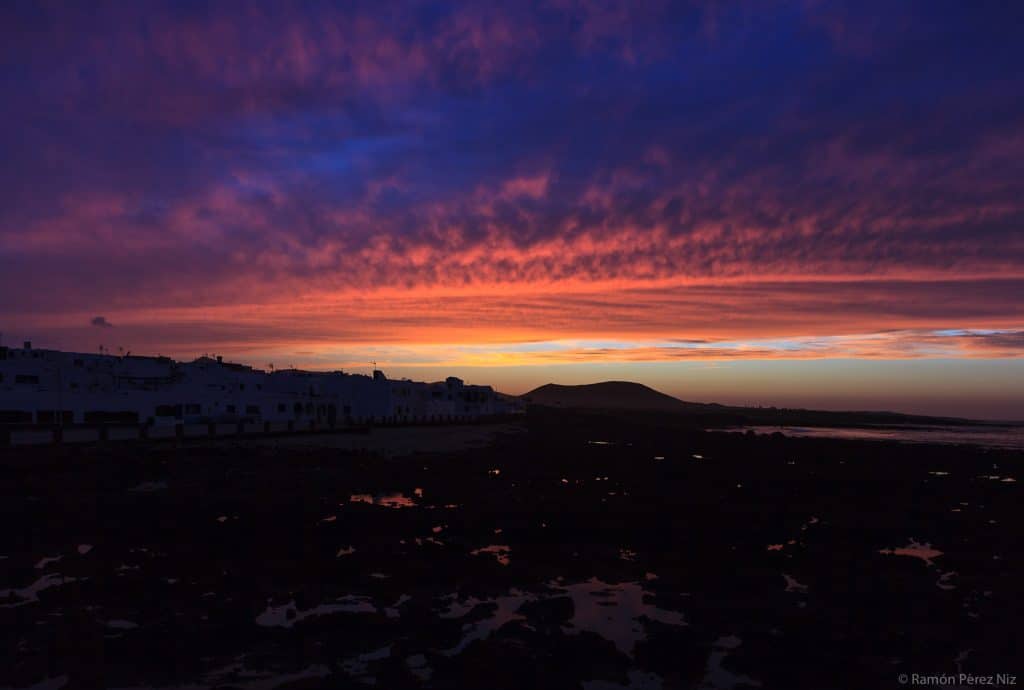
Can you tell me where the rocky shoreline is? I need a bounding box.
[1,407,1020,689]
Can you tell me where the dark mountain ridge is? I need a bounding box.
[524,381,713,412]
[522,381,1007,428]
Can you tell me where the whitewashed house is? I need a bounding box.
[0,342,514,430]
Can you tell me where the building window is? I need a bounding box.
[246,405,260,415]
[278,403,286,413]
[185,403,201,414]
[84,410,139,424]
[15,374,40,384]
[39,411,71,425]
[227,404,236,414]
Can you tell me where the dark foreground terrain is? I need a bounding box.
[1,407,1021,689]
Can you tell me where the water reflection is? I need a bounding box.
[1,573,78,608]
[256,594,376,628]
[406,653,433,682]
[194,660,331,690]
[128,481,168,492]
[341,645,391,682]
[435,581,684,661]
[348,492,418,508]
[106,619,139,630]
[440,590,534,656]
[878,540,943,566]
[471,544,511,566]
[734,424,1024,450]
[699,635,762,689]
[936,571,957,591]
[384,594,411,619]
[552,578,687,657]
[35,555,62,570]
[782,574,808,593]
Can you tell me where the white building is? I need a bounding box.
[0,342,517,429]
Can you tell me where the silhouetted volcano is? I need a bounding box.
[523,381,1006,428]
[524,381,706,412]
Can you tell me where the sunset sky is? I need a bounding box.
[1,1,1022,417]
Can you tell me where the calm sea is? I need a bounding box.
[732,424,1024,450]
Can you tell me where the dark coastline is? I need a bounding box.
[2,407,1021,689]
